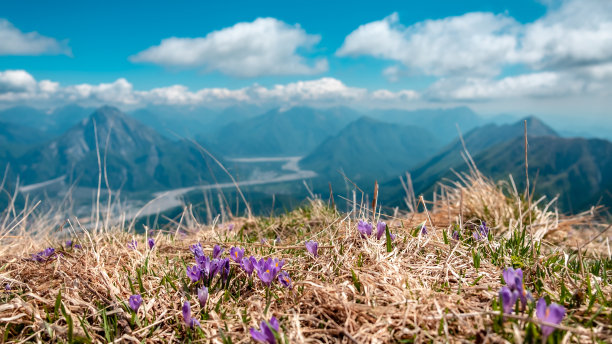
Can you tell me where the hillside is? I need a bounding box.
[14,106,226,191]
[408,116,558,193]
[469,136,612,212]
[208,106,361,157]
[301,117,441,184]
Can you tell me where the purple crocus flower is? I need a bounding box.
[255,259,276,286]
[219,258,231,282]
[128,240,138,249]
[452,231,459,240]
[499,286,518,314]
[128,294,143,312]
[212,245,224,259]
[502,267,531,310]
[473,222,490,241]
[4,283,10,291]
[357,220,373,237]
[197,286,208,308]
[278,271,292,289]
[230,246,245,263]
[260,238,267,244]
[305,240,318,258]
[421,225,428,236]
[241,256,257,276]
[227,223,235,231]
[190,242,205,259]
[66,240,73,247]
[148,238,155,249]
[375,221,386,240]
[536,298,565,340]
[32,247,55,262]
[250,317,280,344]
[186,265,201,282]
[182,301,200,328]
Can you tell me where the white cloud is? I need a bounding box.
[0,19,71,56]
[337,12,519,77]
[338,0,612,87]
[0,70,419,108]
[130,18,328,77]
[518,0,612,69]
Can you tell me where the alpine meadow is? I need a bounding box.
[0,1,611,343]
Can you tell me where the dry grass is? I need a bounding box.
[0,169,611,343]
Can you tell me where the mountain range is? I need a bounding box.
[10,106,226,191]
[301,117,442,184]
[0,103,609,215]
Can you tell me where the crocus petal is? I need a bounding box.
[197,286,208,308]
[548,303,566,324]
[536,298,547,319]
[376,221,386,240]
[269,317,280,332]
[250,328,269,343]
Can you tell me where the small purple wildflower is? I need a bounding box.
[275,236,281,244]
[499,286,518,314]
[219,258,231,282]
[278,271,292,289]
[128,294,143,312]
[305,240,318,258]
[357,220,373,237]
[241,256,257,276]
[32,247,55,262]
[74,244,82,249]
[473,222,490,241]
[255,258,277,286]
[66,240,73,247]
[186,265,201,282]
[227,223,235,231]
[182,301,200,328]
[190,242,205,259]
[148,238,155,249]
[230,246,245,263]
[128,240,138,250]
[536,298,565,340]
[452,231,459,240]
[250,317,280,344]
[502,267,532,310]
[376,221,386,240]
[4,283,10,291]
[421,224,428,236]
[260,238,267,244]
[212,245,224,259]
[197,286,208,308]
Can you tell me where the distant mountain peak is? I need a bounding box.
[513,116,558,137]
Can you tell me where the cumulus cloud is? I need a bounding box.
[0,70,419,108]
[337,12,519,77]
[0,19,71,56]
[130,18,328,77]
[338,0,612,86]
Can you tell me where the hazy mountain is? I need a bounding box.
[369,106,483,144]
[301,117,442,184]
[208,106,362,157]
[468,136,612,212]
[15,106,226,191]
[0,104,93,136]
[406,116,559,192]
[130,106,218,139]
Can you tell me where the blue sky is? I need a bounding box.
[0,0,611,127]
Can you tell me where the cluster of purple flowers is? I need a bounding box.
[186,243,230,284]
[473,222,490,241]
[32,247,56,262]
[250,316,280,344]
[498,267,565,340]
[500,268,532,312]
[65,240,82,249]
[358,220,396,241]
[186,243,291,289]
